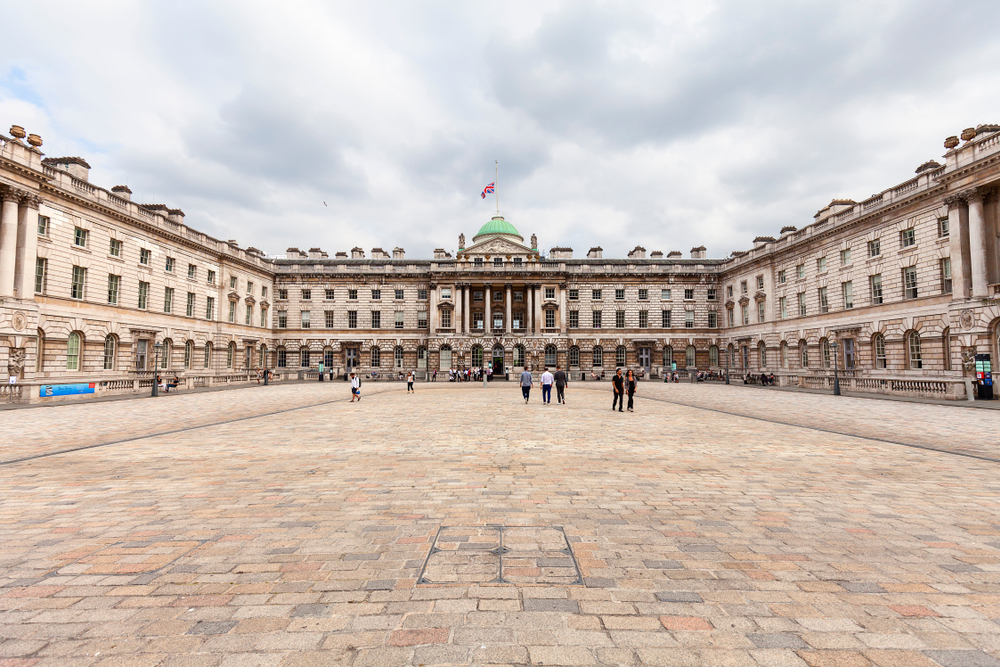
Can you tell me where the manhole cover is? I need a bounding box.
[417,525,582,585]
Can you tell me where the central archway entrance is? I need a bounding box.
[492,345,505,376]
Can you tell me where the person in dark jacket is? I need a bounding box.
[554,366,568,404]
[625,369,637,412]
[612,369,625,412]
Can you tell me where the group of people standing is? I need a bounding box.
[519,366,568,404]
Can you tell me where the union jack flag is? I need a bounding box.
[481,182,495,199]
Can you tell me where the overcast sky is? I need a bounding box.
[2,1,998,259]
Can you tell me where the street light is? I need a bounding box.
[831,339,841,396]
[152,342,163,397]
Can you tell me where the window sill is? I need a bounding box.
[71,246,92,254]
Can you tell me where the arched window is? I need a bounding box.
[942,327,951,371]
[758,341,766,368]
[545,345,557,367]
[301,347,311,367]
[371,347,380,367]
[569,346,580,368]
[204,342,213,369]
[36,329,45,372]
[780,341,788,368]
[438,345,451,371]
[616,346,626,367]
[103,335,117,370]
[663,345,673,367]
[709,345,719,367]
[226,342,235,368]
[277,346,287,368]
[727,344,735,367]
[685,345,696,368]
[513,345,525,367]
[417,346,427,369]
[907,331,922,369]
[66,332,82,370]
[471,345,483,367]
[873,333,886,369]
[184,340,193,369]
[592,346,604,367]
[821,338,831,369]
[161,339,172,369]
[395,346,404,368]
[260,344,268,369]
[800,340,809,368]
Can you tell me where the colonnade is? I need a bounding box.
[946,186,995,299]
[0,185,40,299]
[430,282,569,335]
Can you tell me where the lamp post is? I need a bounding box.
[831,339,841,396]
[263,347,269,385]
[152,342,162,397]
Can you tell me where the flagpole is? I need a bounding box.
[495,160,499,215]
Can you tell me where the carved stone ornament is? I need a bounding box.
[961,347,977,373]
[7,348,26,377]
[10,310,26,332]
[458,233,465,248]
[959,309,975,330]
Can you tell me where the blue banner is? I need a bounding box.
[40,383,96,397]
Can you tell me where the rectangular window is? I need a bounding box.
[188,263,196,279]
[841,281,853,309]
[569,310,579,328]
[778,269,786,283]
[474,257,483,267]
[207,269,216,284]
[741,304,749,325]
[395,311,404,329]
[186,292,195,317]
[301,311,310,328]
[109,238,122,257]
[796,264,805,279]
[107,274,120,304]
[638,310,648,328]
[817,257,827,273]
[662,309,671,327]
[779,296,787,319]
[569,289,579,300]
[615,310,625,328]
[206,296,215,320]
[165,256,175,272]
[513,290,523,302]
[138,281,149,309]
[418,311,428,328]
[661,289,671,300]
[164,287,173,313]
[818,286,829,313]
[903,266,918,299]
[301,289,311,300]
[870,274,883,305]
[37,215,49,236]
[868,239,880,257]
[592,289,602,300]
[685,311,694,328]
[900,228,916,248]
[34,257,47,294]
[545,287,556,300]
[494,257,503,267]
[74,227,89,247]
[445,287,457,300]
[348,310,357,328]
[684,288,694,300]
[938,217,950,237]
[261,286,267,299]
[727,308,734,327]
[707,312,717,328]
[440,310,451,328]
[939,257,953,294]
[840,248,851,265]
[228,301,236,323]
[230,276,237,289]
[395,288,404,300]
[592,311,602,328]
[727,286,733,299]
[473,312,484,329]
[615,288,624,300]
[418,288,428,300]
[371,310,381,328]
[276,348,287,368]
[346,289,357,300]
[260,306,267,325]
[797,292,806,316]
[740,280,748,294]
[757,300,765,323]
[324,311,335,328]
[246,303,252,325]
[546,310,556,328]
[370,289,380,300]
[247,281,254,295]
[140,248,150,265]
[707,288,717,301]
[277,310,288,328]
[756,275,764,291]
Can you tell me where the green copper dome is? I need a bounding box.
[473,216,522,242]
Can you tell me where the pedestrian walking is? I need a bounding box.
[612,368,625,412]
[520,368,533,403]
[350,372,361,402]
[626,369,637,412]
[554,365,568,404]
[540,367,554,404]
[407,370,415,393]
[432,369,437,382]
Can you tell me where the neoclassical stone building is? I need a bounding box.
[1,123,998,402]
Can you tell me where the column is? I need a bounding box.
[534,285,543,332]
[505,284,512,333]
[526,286,533,333]
[0,188,20,297]
[946,196,970,299]
[559,283,567,334]
[429,284,438,332]
[463,285,470,333]
[455,285,463,333]
[14,194,40,300]
[966,188,989,298]
[484,284,491,334]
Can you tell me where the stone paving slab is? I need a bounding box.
[1,382,999,666]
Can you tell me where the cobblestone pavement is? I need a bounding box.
[1,381,999,667]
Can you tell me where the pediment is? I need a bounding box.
[460,236,533,257]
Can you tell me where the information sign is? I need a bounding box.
[40,382,96,397]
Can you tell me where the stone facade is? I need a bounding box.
[2,123,999,402]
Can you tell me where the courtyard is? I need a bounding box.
[0,381,999,667]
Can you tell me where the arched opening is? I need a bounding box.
[709,345,719,367]
[907,330,922,369]
[394,346,404,369]
[226,341,235,368]
[758,341,767,369]
[799,340,809,368]
[685,345,696,368]
[545,345,557,368]
[513,345,525,368]
[161,338,172,369]
[67,331,82,371]
[103,334,117,370]
[616,345,626,368]
[438,345,452,371]
[492,345,505,374]
[663,345,673,368]
[184,340,193,369]
[370,347,381,368]
[417,346,427,370]
[260,344,268,369]
[873,333,886,369]
[592,346,604,368]
[35,328,45,372]
[780,341,788,369]
[471,345,484,368]
[276,346,287,368]
[821,338,831,369]
[204,342,213,369]
[942,327,951,371]
[300,346,311,367]
[569,346,580,368]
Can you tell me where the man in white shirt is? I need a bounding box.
[350,372,361,402]
[540,367,554,405]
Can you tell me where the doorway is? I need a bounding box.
[345,347,358,372]
[493,346,505,375]
[638,347,651,372]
